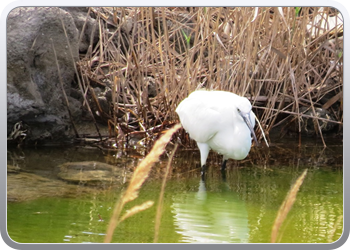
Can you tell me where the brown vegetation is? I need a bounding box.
[75,7,343,147]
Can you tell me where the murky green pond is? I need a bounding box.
[7,139,343,243]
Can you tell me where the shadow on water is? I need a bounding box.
[7,138,343,243]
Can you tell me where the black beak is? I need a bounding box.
[242,113,259,146]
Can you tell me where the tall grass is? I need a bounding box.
[104,124,181,243]
[77,7,343,146]
[154,143,178,243]
[271,169,308,243]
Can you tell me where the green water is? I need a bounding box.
[7,141,343,243]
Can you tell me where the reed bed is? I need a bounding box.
[76,7,343,147]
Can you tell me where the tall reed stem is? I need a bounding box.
[271,169,308,243]
[104,124,181,243]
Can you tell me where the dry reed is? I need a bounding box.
[104,123,181,243]
[154,143,178,243]
[51,38,79,138]
[271,169,308,243]
[75,7,342,147]
[327,215,343,243]
[58,11,103,139]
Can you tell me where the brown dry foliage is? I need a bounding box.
[76,7,343,146]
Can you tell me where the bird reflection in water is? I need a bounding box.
[171,177,249,243]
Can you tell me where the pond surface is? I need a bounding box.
[7,138,343,243]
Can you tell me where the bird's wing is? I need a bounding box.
[176,98,222,143]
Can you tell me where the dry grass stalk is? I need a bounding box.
[154,143,179,243]
[104,123,181,243]
[51,39,79,138]
[271,169,308,243]
[119,200,154,222]
[327,215,343,243]
[58,11,102,139]
[122,124,181,203]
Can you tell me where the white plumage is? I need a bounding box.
[176,90,257,171]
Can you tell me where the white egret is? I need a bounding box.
[176,90,258,173]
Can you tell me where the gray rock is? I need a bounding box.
[60,7,99,53]
[299,107,336,135]
[7,171,97,202]
[58,161,131,186]
[7,7,80,144]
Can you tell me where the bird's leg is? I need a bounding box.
[221,160,227,181]
[221,159,227,182]
[201,164,207,180]
[197,143,210,168]
[221,159,227,171]
[221,168,226,182]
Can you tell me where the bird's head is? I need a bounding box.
[236,98,259,146]
[236,98,252,116]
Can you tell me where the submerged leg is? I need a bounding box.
[220,159,227,181]
[201,165,206,181]
[221,159,227,181]
[221,159,227,171]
